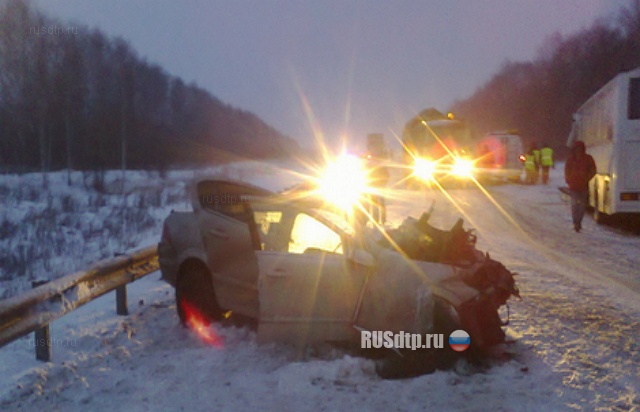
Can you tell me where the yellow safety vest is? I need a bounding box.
[524,154,536,171]
[533,149,541,166]
[540,147,554,167]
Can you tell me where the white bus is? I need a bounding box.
[567,67,640,222]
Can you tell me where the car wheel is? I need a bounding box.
[375,349,444,379]
[176,261,223,326]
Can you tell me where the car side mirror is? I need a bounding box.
[349,248,375,268]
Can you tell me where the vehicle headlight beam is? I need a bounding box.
[413,158,436,182]
[317,154,368,211]
[452,158,474,177]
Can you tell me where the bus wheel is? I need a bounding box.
[593,188,608,225]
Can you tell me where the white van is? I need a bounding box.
[567,67,640,222]
[476,131,525,182]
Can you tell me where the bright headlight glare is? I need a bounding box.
[413,158,436,181]
[452,158,474,177]
[318,154,368,210]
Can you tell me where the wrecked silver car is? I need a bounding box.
[158,176,518,369]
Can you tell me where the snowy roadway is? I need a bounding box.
[1,164,639,411]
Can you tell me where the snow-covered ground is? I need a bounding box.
[1,163,639,411]
[0,160,303,299]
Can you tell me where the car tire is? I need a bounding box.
[175,261,223,326]
[375,349,443,379]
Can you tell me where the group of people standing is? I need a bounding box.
[524,143,555,184]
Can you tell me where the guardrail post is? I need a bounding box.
[116,285,128,316]
[32,279,51,362]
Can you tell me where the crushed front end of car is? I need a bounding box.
[357,210,519,377]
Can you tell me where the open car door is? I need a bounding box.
[195,179,271,318]
[257,211,370,345]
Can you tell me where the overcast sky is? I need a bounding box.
[34,0,630,150]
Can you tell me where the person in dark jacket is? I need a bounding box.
[564,141,596,232]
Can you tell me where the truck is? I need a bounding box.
[402,108,474,185]
[366,133,386,156]
[567,67,640,222]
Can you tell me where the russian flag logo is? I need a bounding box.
[449,330,470,352]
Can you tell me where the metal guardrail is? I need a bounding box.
[0,245,159,360]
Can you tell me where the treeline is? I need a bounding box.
[0,0,299,174]
[451,0,640,157]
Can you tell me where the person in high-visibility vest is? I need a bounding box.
[532,144,541,184]
[540,143,554,184]
[524,144,539,184]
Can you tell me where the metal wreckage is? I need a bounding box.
[159,161,519,378]
[368,208,519,377]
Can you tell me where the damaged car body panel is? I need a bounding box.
[257,249,369,344]
[355,245,468,336]
[159,177,519,352]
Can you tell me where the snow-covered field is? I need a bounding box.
[0,160,302,299]
[1,163,639,411]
